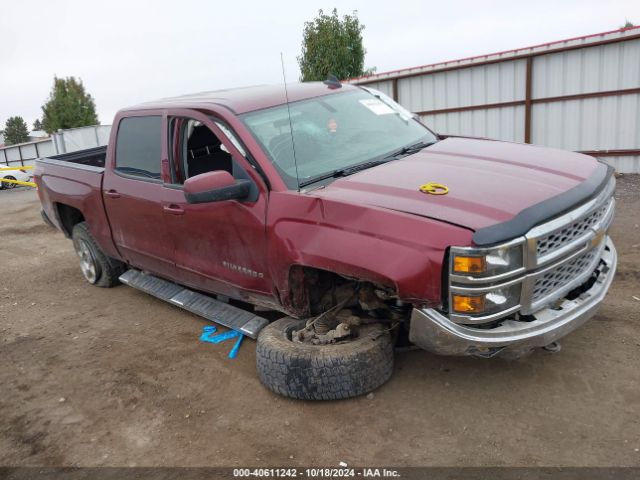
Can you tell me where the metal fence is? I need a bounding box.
[350,26,640,173]
[0,124,111,168]
[0,139,55,168]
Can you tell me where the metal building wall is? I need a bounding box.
[352,27,640,173]
[530,37,640,173]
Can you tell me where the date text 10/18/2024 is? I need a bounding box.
[233,468,401,478]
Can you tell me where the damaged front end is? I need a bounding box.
[290,278,410,346]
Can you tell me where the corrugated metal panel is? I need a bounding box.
[96,125,111,145]
[600,155,640,174]
[398,60,526,112]
[19,143,37,159]
[531,94,640,150]
[421,105,525,142]
[52,125,112,154]
[5,147,21,162]
[532,38,640,98]
[350,26,640,84]
[37,141,55,157]
[360,80,394,97]
[351,27,640,172]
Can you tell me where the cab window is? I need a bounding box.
[115,116,162,180]
[168,118,236,184]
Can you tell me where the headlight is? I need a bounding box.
[451,283,521,316]
[451,242,524,278]
[448,239,525,323]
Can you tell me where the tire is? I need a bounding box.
[71,222,126,288]
[3,176,16,189]
[256,317,394,400]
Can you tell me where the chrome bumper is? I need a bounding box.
[409,238,617,357]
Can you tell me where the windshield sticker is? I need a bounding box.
[359,98,395,115]
[327,118,338,133]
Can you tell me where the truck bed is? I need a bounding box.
[48,145,107,169]
[35,146,115,256]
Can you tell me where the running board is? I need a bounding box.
[119,269,268,338]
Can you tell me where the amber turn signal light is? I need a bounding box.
[453,255,486,274]
[452,294,486,313]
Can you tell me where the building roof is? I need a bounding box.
[126,82,358,115]
[28,130,48,138]
[349,25,640,83]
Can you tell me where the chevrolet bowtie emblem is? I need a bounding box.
[591,229,606,247]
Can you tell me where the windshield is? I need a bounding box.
[241,88,437,189]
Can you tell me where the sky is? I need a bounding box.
[1,0,638,129]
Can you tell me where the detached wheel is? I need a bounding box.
[3,176,16,189]
[256,317,394,400]
[71,222,126,288]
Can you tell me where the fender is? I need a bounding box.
[266,191,474,311]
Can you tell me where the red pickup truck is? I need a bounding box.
[35,82,617,400]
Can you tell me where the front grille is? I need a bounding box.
[532,248,599,303]
[536,201,610,258]
[448,176,615,324]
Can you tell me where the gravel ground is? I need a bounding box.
[0,177,639,467]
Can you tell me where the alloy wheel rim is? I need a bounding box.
[4,177,16,189]
[76,239,98,283]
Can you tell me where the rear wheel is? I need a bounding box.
[2,176,16,189]
[256,317,394,400]
[71,222,126,287]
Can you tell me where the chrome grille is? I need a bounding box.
[448,175,615,324]
[531,248,599,303]
[536,201,609,258]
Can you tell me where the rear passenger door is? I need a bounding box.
[161,110,272,298]
[102,112,177,279]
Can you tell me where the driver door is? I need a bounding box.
[161,110,272,299]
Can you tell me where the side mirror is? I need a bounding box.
[184,171,250,204]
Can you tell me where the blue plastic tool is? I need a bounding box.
[199,325,245,359]
[228,334,244,359]
[199,325,218,342]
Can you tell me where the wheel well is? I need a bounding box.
[286,265,398,317]
[56,203,85,237]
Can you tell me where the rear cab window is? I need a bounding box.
[115,116,162,180]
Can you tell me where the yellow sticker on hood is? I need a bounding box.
[419,183,449,195]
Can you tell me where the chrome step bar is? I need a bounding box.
[119,269,268,338]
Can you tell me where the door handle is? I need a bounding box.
[105,189,120,199]
[163,204,185,215]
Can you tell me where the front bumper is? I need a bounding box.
[409,238,617,357]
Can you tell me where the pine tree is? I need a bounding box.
[41,76,99,134]
[3,116,30,145]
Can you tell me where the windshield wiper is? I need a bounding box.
[298,140,436,188]
[298,159,391,188]
[384,140,435,160]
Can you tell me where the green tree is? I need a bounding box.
[33,119,43,131]
[622,20,635,28]
[3,116,30,145]
[41,76,99,134]
[298,9,373,82]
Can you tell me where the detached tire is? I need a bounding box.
[256,317,394,400]
[71,222,126,288]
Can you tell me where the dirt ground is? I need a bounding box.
[1,177,639,468]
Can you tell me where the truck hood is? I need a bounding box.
[311,137,602,234]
